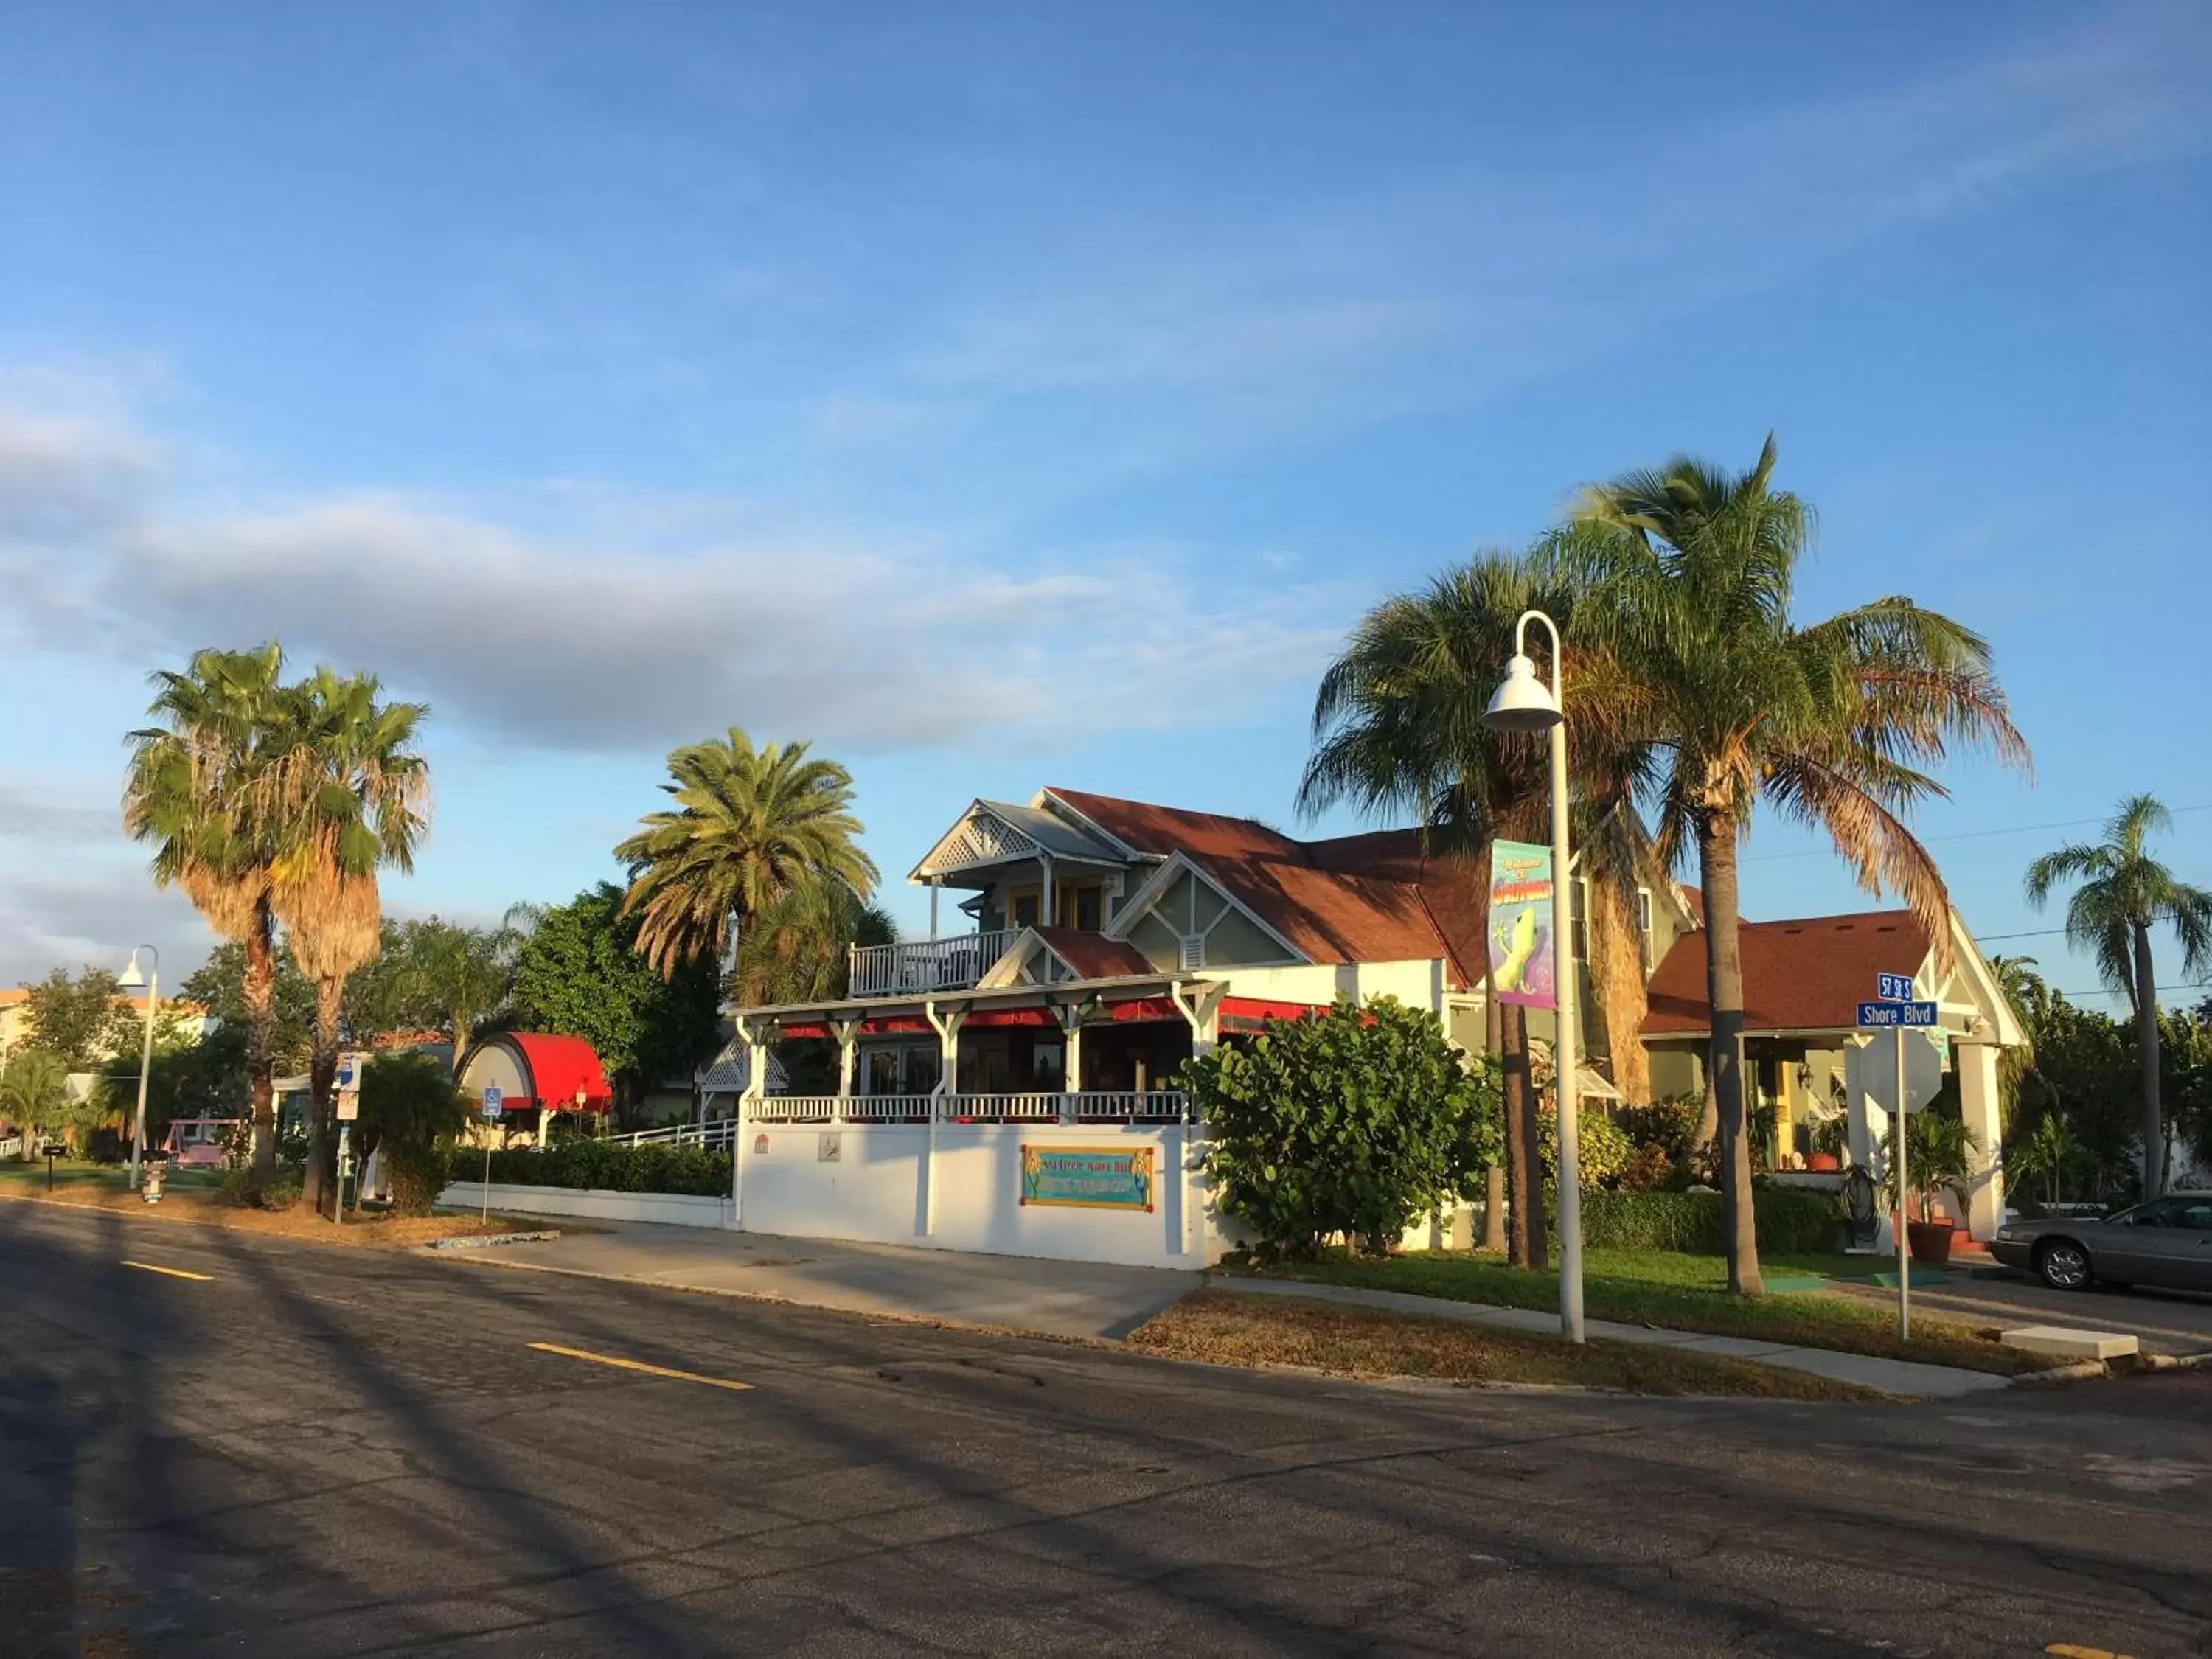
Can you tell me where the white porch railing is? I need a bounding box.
[607,1119,740,1151]
[740,1090,1191,1124]
[847,929,1017,997]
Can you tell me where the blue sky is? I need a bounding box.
[1,1,2208,1012]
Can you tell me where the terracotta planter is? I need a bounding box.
[1804,1152,1840,1172]
[1906,1220,1955,1265]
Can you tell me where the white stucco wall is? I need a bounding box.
[439,1183,734,1228]
[1207,959,1447,1014]
[738,1120,1218,1270]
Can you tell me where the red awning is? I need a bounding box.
[1218,996,1326,1023]
[499,1033,614,1113]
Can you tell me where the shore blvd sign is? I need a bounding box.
[1857,1000,1938,1029]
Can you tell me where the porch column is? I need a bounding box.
[929,878,939,939]
[831,1017,861,1115]
[922,1000,966,1239]
[535,1105,550,1149]
[1169,980,1228,1259]
[1845,1037,1880,1176]
[1039,849,1054,926]
[1955,1030,2005,1241]
[1051,998,1085,1125]
[734,1021,768,1230]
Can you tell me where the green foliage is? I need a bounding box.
[355,1051,470,1162]
[0,1051,97,1152]
[477,1140,732,1197]
[1616,1096,1701,1161]
[615,728,880,977]
[1904,1110,1978,1219]
[1537,1106,1635,1188]
[94,1025,251,1146]
[509,883,720,1102]
[220,1165,304,1209]
[1184,996,1498,1261]
[383,1141,454,1214]
[184,940,319,1073]
[21,966,140,1071]
[1576,1186,1843,1255]
[732,878,897,1006]
[1615,1142,1676,1193]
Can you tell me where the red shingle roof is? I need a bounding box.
[1046,790,1478,981]
[1031,927,1156,980]
[1640,910,1932,1037]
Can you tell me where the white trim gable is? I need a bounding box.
[1106,851,1308,969]
[909,800,1041,883]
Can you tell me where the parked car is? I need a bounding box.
[1990,1192,2212,1292]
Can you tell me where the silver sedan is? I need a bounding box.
[1990,1192,2212,1292]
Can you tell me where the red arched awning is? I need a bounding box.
[459,1032,614,1113]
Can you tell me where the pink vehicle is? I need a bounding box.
[161,1116,246,1169]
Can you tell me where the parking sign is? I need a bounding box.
[481,1085,504,1120]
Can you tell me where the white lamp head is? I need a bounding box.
[119,947,150,990]
[1481,653,1562,733]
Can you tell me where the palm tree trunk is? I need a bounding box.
[2132,923,2163,1198]
[244,902,278,1176]
[302,977,341,1213]
[1500,1003,1546,1270]
[1695,810,1763,1296]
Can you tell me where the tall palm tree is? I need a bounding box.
[1299,553,1650,1270]
[124,644,299,1174]
[1,1051,76,1158]
[270,667,431,1211]
[406,918,516,1074]
[1559,435,2028,1295]
[617,729,877,977]
[733,878,897,1006]
[2025,794,2212,1197]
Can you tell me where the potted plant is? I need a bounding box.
[1902,1111,1978,1265]
[1804,1113,1846,1173]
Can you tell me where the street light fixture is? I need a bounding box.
[1481,611,1585,1345]
[118,945,159,1192]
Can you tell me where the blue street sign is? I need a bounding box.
[1857,1000,1938,1029]
[481,1085,504,1119]
[1876,972,1916,1002]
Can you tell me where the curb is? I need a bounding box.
[421,1229,564,1251]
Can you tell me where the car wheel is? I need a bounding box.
[2037,1238,2093,1291]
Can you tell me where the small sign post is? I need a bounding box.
[1861,978,1938,1342]
[333,1051,369,1225]
[479,1085,504,1225]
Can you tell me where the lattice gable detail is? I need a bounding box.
[914,804,1041,879]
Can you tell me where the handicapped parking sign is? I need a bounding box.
[481,1085,504,1120]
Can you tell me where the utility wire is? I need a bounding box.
[1743,802,2212,863]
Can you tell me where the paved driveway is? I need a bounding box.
[434,1218,1201,1341]
[1829,1267,2212,1355]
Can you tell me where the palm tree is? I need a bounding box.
[733,878,897,1006]
[1,1051,77,1158]
[270,667,431,1211]
[616,729,877,977]
[124,644,299,1174]
[1299,553,1650,1270]
[2025,794,2212,1197]
[406,919,516,1074]
[1559,435,2028,1295]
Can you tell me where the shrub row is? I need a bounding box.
[1573,1184,1843,1255]
[470,1141,733,1197]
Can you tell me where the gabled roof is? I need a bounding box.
[1051,790,1475,978]
[1031,925,1155,980]
[1641,910,1933,1037]
[911,797,1126,881]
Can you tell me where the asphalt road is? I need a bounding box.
[4,1201,2211,1659]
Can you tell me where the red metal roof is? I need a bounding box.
[1032,925,1155,980]
[1641,911,1933,1037]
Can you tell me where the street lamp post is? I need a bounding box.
[119,945,159,1192]
[1481,611,1584,1345]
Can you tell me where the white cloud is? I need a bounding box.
[0,392,1348,757]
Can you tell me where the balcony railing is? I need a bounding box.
[743,1091,1190,1125]
[848,929,1017,998]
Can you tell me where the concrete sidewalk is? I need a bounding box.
[425,1219,1200,1342]
[1211,1276,2019,1398]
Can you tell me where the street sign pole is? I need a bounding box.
[1895,1026,1909,1343]
[479,1085,504,1226]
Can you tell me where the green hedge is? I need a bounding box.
[1574,1185,1843,1255]
[470,1141,731,1197]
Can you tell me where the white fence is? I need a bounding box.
[847,929,1015,997]
[747,1090,1189,1125]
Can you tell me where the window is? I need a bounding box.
[1012,891,1040,929]
[2126,1197,2209,1229]
[1635,888,1655,972]
[1032,1040,1065,1091]
[1072,886,1103,931]
[1178,935,1204,970]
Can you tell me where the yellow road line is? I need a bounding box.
[122,1259,213,1282]
[2048,1645,2136,1658]
[528,1342,753,1392]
